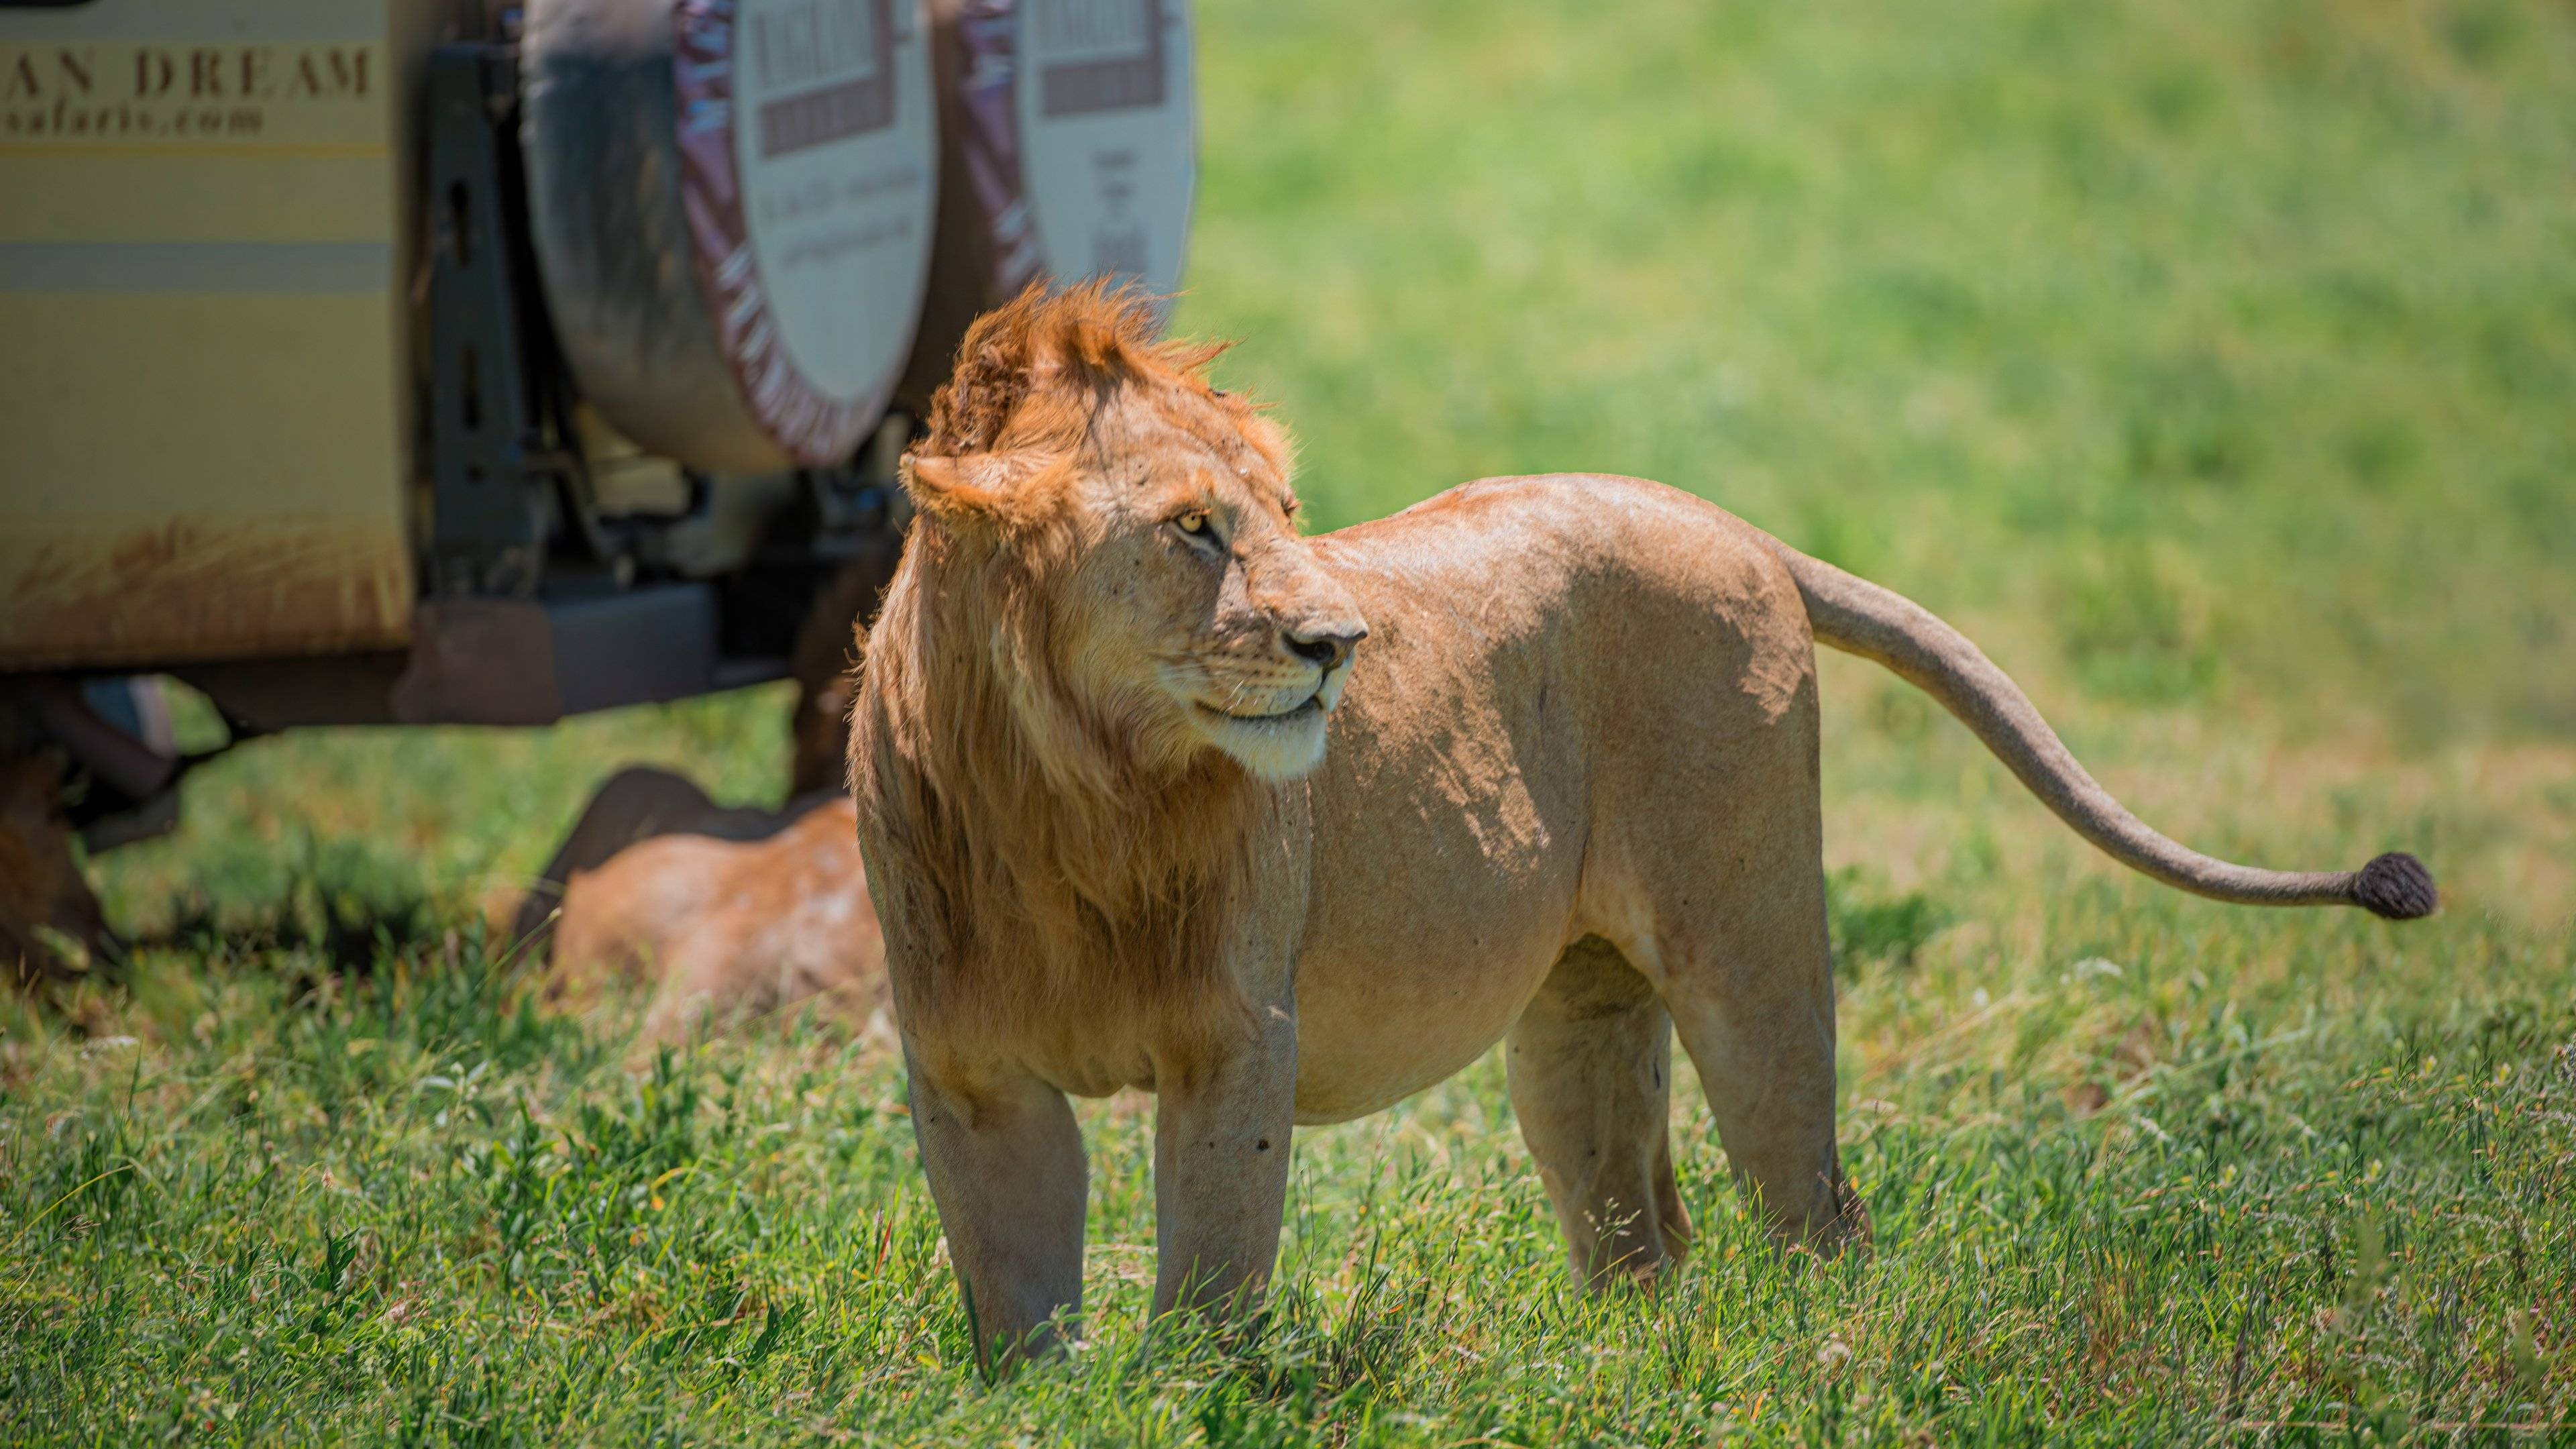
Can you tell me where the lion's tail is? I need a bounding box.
[1771,542,2437,919]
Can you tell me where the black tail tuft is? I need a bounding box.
[2353,851,2438,920]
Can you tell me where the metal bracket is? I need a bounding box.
[423,42,559,598]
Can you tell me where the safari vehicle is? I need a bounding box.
[0,0,1195,975]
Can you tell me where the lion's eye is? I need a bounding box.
[1174,510,1215,543]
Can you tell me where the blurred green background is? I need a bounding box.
[1183,0,2574,747]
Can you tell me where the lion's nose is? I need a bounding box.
[1283,620,1368,671]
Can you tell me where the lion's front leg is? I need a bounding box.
[904,1047,1087,1370]
[1150,998,1297,1321]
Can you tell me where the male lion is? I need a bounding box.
[848,284,2436,1364]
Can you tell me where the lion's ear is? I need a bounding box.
[899,453,1006,519]
[899,451,1061,531]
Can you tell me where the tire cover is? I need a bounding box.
[524,0,937,470]
[1014,0,1193,298]
[898,0,1192,406]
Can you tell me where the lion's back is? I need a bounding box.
[1311,473,1809,710]
[1317,473,1790,613]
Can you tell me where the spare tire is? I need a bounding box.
[1016,0,1194,296]
[899,0,1194,406]
[523,0,938,471]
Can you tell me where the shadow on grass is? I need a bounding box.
[124,828,443,979]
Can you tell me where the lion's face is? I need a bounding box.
[909,381,1368,783]
[1065,398,1366,781]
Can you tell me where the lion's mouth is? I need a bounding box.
[1194,694,1324,727]
[1184,684,1337,781]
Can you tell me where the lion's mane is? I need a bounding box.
[851,284,1292,1054]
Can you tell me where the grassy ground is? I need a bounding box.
[7,0,2576,1442]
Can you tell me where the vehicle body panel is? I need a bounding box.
[0,0,459,667]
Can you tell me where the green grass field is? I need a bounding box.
[7,0,2576,1441]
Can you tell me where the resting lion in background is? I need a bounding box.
[503,767,885,1042]
[0,752,111,992]
[849,284,2436,1365]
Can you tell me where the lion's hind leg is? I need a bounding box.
[1506,934,1694,1289]
[1648,849,1864,1254]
